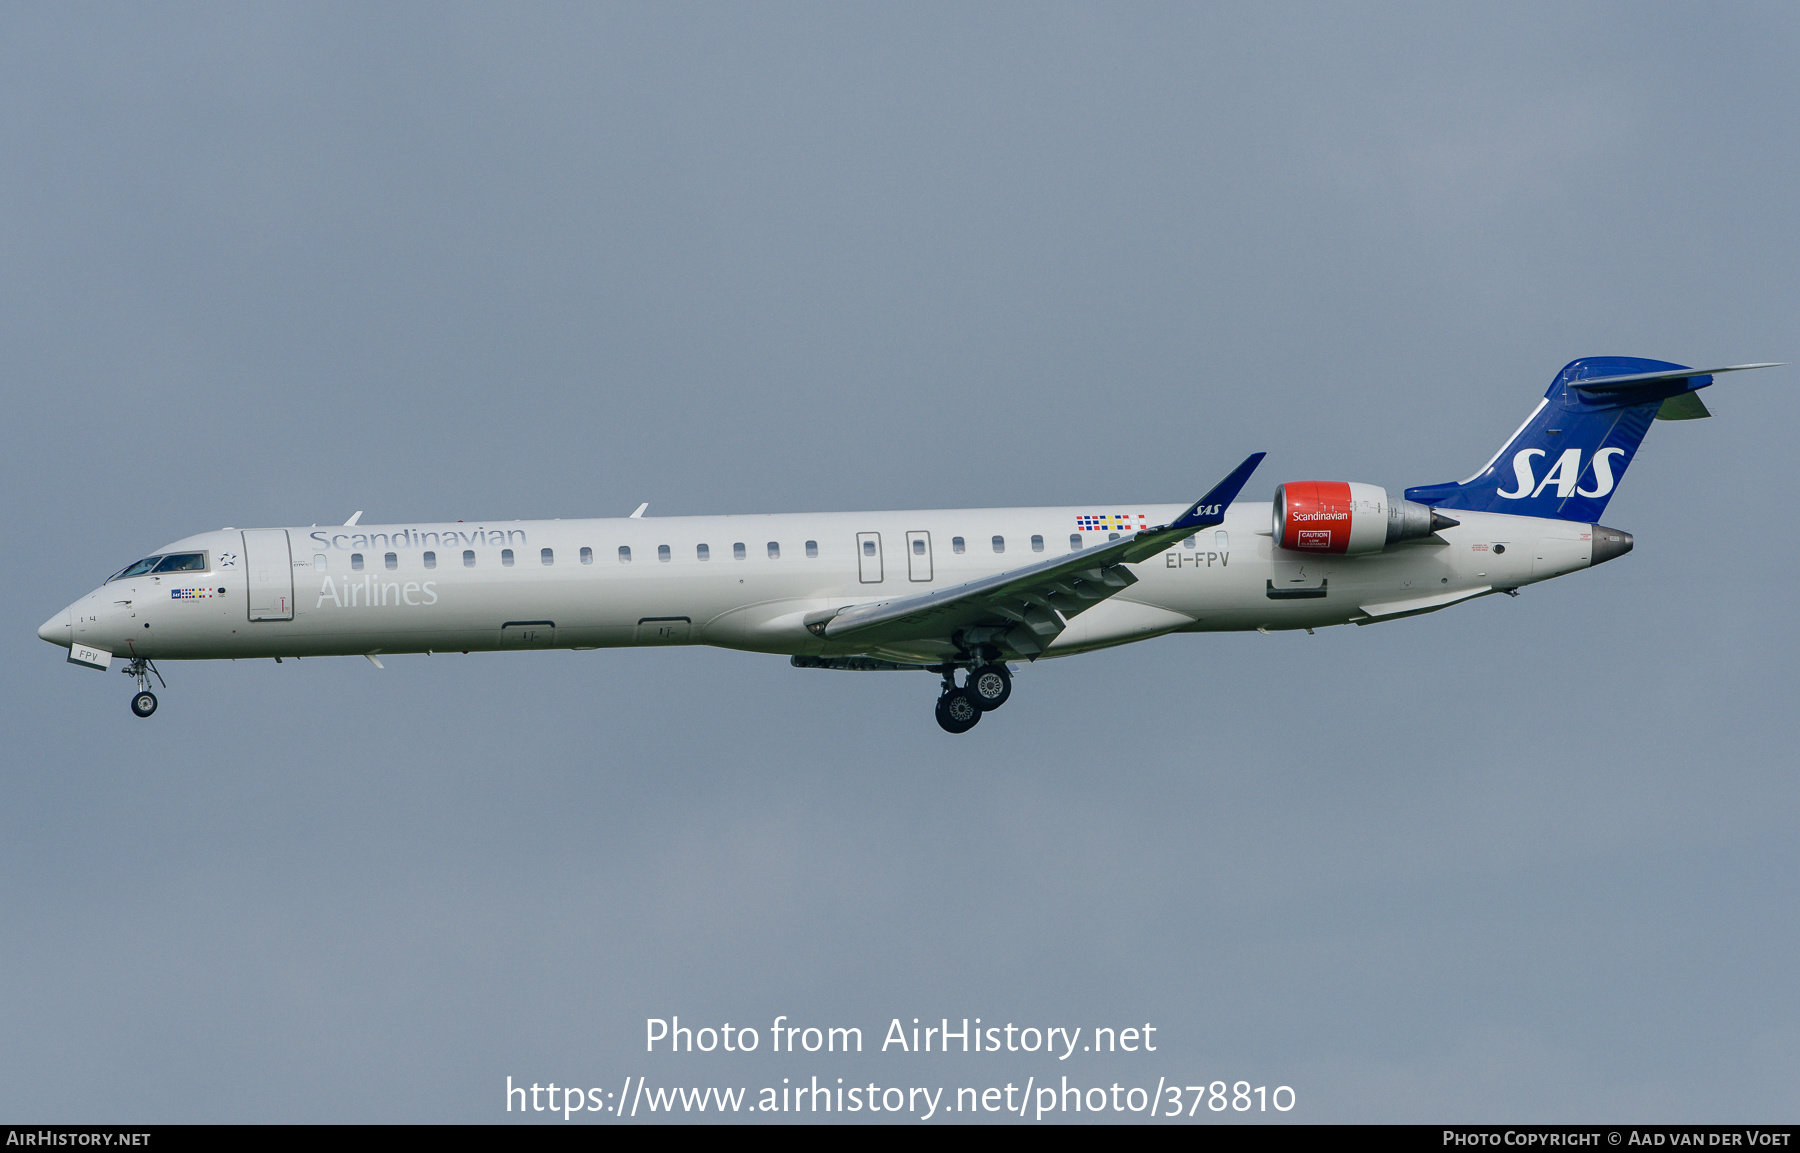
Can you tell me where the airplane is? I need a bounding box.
[37,356,1779,733]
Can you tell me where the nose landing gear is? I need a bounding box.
[123,658,165,719]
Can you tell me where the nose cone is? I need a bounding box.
[1591,525,1634,566]
[39,607,71,647]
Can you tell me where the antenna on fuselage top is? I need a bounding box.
[629,503,648,518]
[343,511,363,526]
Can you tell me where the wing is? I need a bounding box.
[805,453,1265,658]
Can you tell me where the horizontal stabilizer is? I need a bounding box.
[1568,362,1780,392]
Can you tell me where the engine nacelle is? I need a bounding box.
[1272,481,1452,554]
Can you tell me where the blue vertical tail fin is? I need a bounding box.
[1405,358,1776,521]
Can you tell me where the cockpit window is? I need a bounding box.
[109,556,163,582]
[152,553,207,573]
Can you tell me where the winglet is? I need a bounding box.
[1164,452,1266,532]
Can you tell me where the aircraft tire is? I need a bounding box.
[935,688,981,734]
[130,691,158,718]
[968,664,1011,711]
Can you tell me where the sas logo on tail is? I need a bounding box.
[1496,447,1626,500]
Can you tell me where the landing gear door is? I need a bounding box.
[856,532,883,583]
[243,529,295,621]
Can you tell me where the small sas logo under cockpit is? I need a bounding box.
[171,587,215,599]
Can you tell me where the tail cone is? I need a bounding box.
[1591,525,1633,566]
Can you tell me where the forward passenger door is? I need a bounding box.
[242,530,295,621]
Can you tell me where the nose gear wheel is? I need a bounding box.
[123,658,165,718]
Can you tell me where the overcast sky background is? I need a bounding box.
[3,2,1798,1124]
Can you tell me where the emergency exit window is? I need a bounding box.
[912,539,925,555]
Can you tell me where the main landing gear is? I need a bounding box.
[933,658,1013,734]
[124,658,165,719]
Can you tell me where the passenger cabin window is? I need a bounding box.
[423,551,436,569]
[1069,534,1081,551]
[733,542,746,560]
[952,537,965,554]
[580,547,592,564]
[463,550,476,567]
[658,545,671,562]
[385,552,397,570]
[618,546,632,563]
[315,554,328,571]
[696,544,710,561]
[806,540,818,558]
[1108,532,1119,541]
[541,548,554,566]
[351,553,365,571]
[767,542,779,559]
[1184,536,1196,549]
[501,549,515,567]
[992,536,1005,553]
[153,553,207,573]
[912,539,925,555]
[1031,535,1044,553]
[1216,530,1229,551]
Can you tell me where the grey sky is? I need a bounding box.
[3,2,1797,1122]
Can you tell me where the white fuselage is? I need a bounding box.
[42,503,1597,668]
